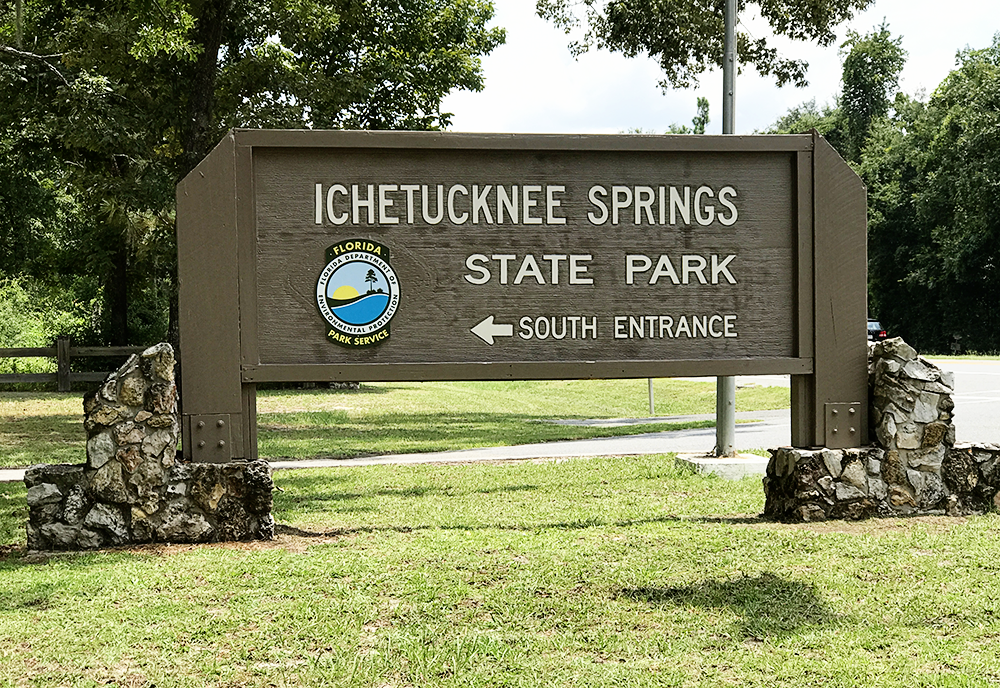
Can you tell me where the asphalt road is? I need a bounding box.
[926,358,1000,445]
[729,360,1000,447]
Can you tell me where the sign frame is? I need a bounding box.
[177,129,868,461]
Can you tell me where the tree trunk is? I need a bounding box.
[108,238,129,346]
[178,0,232,178]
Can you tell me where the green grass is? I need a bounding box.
[0,393,84,467]
[2,456,1000,686]
[0,379,788,468]
[259,410,717,458]
[257,379,787,459]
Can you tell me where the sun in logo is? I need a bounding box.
[331,285,360,300]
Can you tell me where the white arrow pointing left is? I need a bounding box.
[471,315,514,345]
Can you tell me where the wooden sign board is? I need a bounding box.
[177,130,868,461]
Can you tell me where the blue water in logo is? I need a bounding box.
[329,293,390,325]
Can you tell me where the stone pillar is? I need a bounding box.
[869,338,955,512]
[25,344,275,550]
[763,337,1000,521]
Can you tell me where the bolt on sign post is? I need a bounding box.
[176,130,869,462]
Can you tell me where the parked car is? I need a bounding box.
[868,320,887,342]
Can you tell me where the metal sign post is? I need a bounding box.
[715,0,739,458]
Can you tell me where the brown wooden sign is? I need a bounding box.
[177,130,868,461]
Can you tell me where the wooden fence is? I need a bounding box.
[0,339,148,391]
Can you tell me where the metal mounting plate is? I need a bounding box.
[824,402,861,449]
[188,414,233,462]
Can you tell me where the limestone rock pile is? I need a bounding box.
[25,344,274,550]
[764,337,1000,521]
[764,447,887,521]
[82,342,180,509]
[869,338,956,511]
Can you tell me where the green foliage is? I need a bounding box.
[536,0,874,90]
[0,138,73,280]
[666,96,711,134]
[0,277,95,374]
[213,0,505,133]
[764,24,905,163]
[0,279,47,351]
[863,36,1000,352]
[0,0,504,346]
[763,97,849,153]
[840,23,906,161]
[624,97,710,134]
[769,28,1000,352]
[690,95,710,134]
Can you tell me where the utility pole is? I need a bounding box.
[715,0,737,458]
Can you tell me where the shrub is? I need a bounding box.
[0,277,94,375]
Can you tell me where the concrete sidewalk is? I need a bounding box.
[0,409,790,483]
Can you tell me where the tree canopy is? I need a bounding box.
[767,24,906,163]
[0,0,504,345]
[839,23,906,161]
[769,28,1000,353]
[669,97,711,134]
[536,0,875,90]
[863,37,1000,353]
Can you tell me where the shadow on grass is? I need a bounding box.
[1,581,58,609]
[271,470,750,530]
[273,473,460,499]
[476,484,538,495]
[269,512,758,538]
[621,572,836,638]
[676,515,764,525]
[258,410,714,460]
[273,474,488,518]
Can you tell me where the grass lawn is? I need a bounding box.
[2,456,1000,686]
[0,379,789,468]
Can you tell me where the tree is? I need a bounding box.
[840,23,906,161]
[690,96,710,134]
[0,134,72,281]
[768,28,1000,352]
[623,97,710,134]
[667,97,711,134]
[536,0,875,90]
[862,37,1000,353]
[1,0,504,345]
[764,98,848,153]
[763,24,905,163]
[0,90,107,345]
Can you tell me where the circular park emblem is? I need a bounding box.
[316,239,399,348]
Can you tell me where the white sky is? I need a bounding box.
[441,0,1000,135]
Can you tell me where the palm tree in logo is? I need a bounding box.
[365,268,378,294]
